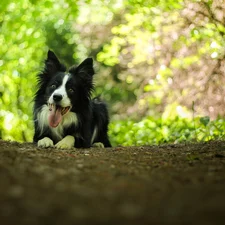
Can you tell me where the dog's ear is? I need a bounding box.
[47,50,59,62]
[75,58,94,77]
[69,58,94,97]
[45,50,66,75]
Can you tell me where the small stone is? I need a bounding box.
[77,164,84,169]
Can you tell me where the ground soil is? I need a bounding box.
[0,140,225,225]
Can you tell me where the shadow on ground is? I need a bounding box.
[0,140,225,225]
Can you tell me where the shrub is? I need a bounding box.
[109,116,225,146]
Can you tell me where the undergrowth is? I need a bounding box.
[109,116,225,146]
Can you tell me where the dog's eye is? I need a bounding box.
[68,88,74,93]
[51,84,56,89]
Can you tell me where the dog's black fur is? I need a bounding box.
[33,50,111,148]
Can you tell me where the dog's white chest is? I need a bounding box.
[37,105,78,141]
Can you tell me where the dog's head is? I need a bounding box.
[42,50,94,128]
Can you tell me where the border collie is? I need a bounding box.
[33,50,111,149]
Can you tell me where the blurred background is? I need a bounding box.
[1,0,225,146]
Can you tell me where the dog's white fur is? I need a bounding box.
[38,137,54,147]
[37,105,78,144]
[55,135,75,149]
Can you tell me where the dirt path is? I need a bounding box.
[0,140,225,225]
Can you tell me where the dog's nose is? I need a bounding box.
[53,94,63,102]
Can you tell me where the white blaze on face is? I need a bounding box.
[48,74,72,128]
[49,74,71,107]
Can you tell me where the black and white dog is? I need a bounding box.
[33,50,111,149]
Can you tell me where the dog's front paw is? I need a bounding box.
[55,135,75,149]
[38,137,54,148]
[92,142,105,148]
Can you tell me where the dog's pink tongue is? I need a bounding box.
[48,107,62,128]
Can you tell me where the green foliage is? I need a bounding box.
[109,116,225,146]
[0,0,80,141]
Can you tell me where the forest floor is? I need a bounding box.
[0,140,225,225]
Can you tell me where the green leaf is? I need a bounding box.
[200,116,210,127]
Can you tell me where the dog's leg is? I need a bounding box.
[38,137,54,148]
[92,142,105,148]
[55,135,75,149]
[103,137,112,148]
